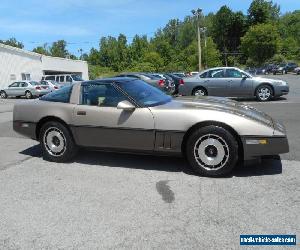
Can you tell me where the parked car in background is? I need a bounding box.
[165,73,184,95]
[178,67,289,101]
[13,78,289,177]
[172,72,186,78]
[150,73,176,94]
[186,71,199,77]
[115,73,175,94]
[294,67,300,75]
[272,62,298,75]
[262,64,277,75]
[0,81,50,99]
[272,63,287,75]
[40,80,63,91]
[284,62,298,72]
[42,74,83,85]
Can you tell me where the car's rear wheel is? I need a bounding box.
[39,121,78,162]
[185,125,238,177]
[25,91,33,99]
[0,91,7,99]
[256,85,273,102]
[192,87,207,96]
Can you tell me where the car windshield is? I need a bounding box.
[118,80,171,107]
[30,81,40,86]
[71,75,83,81]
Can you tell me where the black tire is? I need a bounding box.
[185,125,239,177]
[192,87,207,96]
[0,91,7,99]
[25,91,33,99]
[39,121,78,162]
[255,84,273,102]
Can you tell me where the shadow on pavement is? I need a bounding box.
[232,97,287,103]
[20,145,282,178]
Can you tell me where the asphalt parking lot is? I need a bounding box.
[0,74,299,249]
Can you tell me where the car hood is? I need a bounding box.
[160,96,274,127]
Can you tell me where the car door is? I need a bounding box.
[72,83,155,150]
[204,69,229,97]
[18,82,29,96]
[224,69,253,97]
[6,82,20,96]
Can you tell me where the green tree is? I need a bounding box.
[141,51,164,71]
[202,37,222,68]
[49,40,68,58]
[0,38,24,49]
[211,6,247,55]
[129,35,149,64]
[241,23,280,65]
[32,44,49,55]
[247,0,280,25]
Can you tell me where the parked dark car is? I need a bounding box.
[294,67,300,75]
[115,73,174,94]
[273,62,298,75]
[262,64,277,75]
[165,73,184,95]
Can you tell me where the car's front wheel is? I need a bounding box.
[256,85,273,102]
[0,91,7,99]
[185,125,238,177]
[39,121,78,162]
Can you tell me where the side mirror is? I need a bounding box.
[242,75,248,79]
[117,100,135,111]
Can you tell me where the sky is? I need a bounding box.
[1,0,299,56]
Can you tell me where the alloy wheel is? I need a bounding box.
[193,134,230,171]
[43,127,67,157]
[258,87,271,101]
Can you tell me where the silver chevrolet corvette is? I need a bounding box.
[13,78,289,177]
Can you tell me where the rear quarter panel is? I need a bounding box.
[13,99,76,124]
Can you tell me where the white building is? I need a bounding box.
[0,43,89,89]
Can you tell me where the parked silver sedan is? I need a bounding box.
[13,78,289,177]
[178,67,289,101]
[0,81,50,99]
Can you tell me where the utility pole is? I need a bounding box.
[192,8,203,72]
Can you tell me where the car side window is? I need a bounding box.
[45,76,55,81]
[60,76,65,82]
[225,69,243,78]
[199,72,208,78]
[66,76,72,82]
[20,82,28,87]
[9,82,19,87]
[40,85,73,103]
[81,84,128,107]
[207,69,224,78]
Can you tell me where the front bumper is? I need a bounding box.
[242,136,289,160]
[274,85,289,97]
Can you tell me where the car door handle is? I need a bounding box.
[77,111,86,116]
[228,80,233,82]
